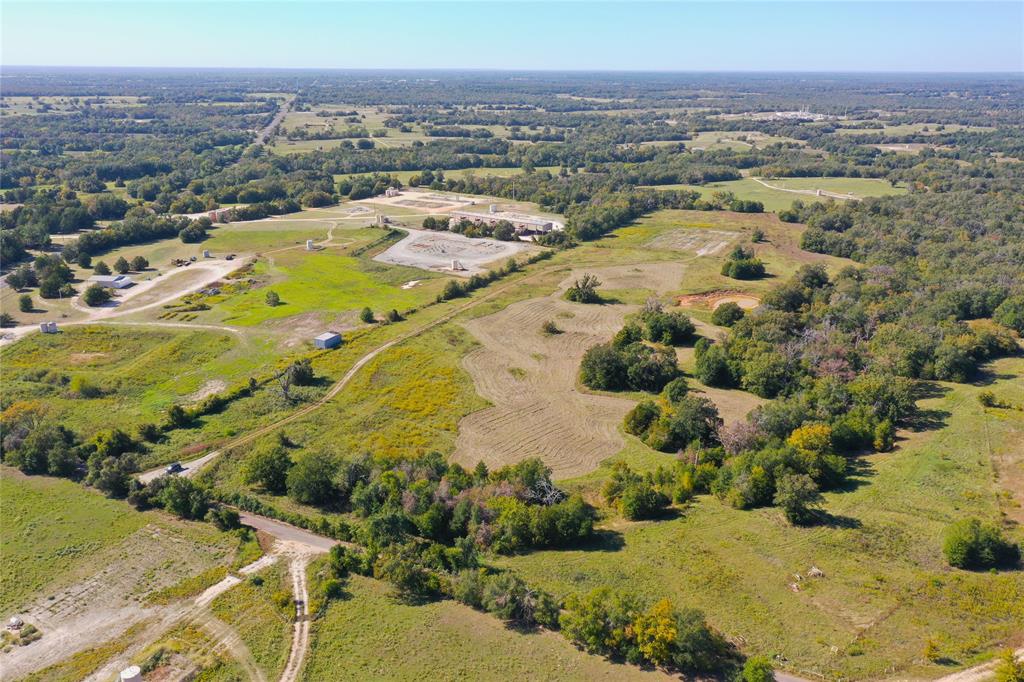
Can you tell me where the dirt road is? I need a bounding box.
[751,176,860,201]
[279,556,313,682]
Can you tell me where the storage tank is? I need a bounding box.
[120,666,142,682]
[488,204,497,213]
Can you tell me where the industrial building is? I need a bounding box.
[448,206,564,235]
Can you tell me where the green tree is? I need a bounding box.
[994,649,1024,682]
[993,295,1024,334]
[360,307,375,323]
[93,260,111,275]
[943,518,1021,570]
[243,444,292,494]
[18,294,32,313]
[265,290,281,306]
[711,302,745,327]
[113,256,130,274]
[130,255,149,271]
[287,454,338,506]
[82,283,111,307]
[773,472,823,525]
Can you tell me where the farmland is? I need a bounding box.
[2,65,1023,682]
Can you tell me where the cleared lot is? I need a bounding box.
[373,228,534,276]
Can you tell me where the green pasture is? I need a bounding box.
[499,358,1024,680]
[301,574,669,682]
[641,177,906,212]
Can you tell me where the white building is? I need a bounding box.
[314,332,342,349]
[88,274,133,289]
[448,209,564,235]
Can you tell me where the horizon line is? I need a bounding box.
[3,64,1022,76]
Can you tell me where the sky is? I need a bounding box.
[1,1,1021,73]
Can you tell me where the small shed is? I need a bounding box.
[314,332,342,349]
[203,249,212,258]
[306,240,315,251]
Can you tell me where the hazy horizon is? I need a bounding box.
[2,1,1021,73]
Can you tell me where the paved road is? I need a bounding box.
[238,512,338,553]
[257,95,294,146]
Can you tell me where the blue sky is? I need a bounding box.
[2,1,1021,72]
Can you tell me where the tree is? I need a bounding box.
[287,454,338,506]
[265,290,280,306]
[619,482,668,520]
[130,255,149,271]
[360,307,375,323]
[373,544,438,601]
[76,252,92,268]
[82,283,111,307]
[993,295,1024,334]
[0,313,15,328]
[18,294,32,313]
[632,599,678,667]
[93,260,111,275]
[943,518,1021,570]
[5,269,26,291]
[579,343,628,391]
[113,256,130,274]
[565,274,601,303]
[711,302,745,327]
[243,444,292,494]
[167,403,191,428]
[773,472,823,525]
[695,342,735,387]
[159,476,211,520]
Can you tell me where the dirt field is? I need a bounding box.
[373,228,534,276]
[1,523,234,679]
[453,264,687,478]
[356,189,474,212]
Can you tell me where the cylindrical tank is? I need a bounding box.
[488,204,497,213]
[120,666,142,682]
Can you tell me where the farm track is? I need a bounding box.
[751,176,860,201]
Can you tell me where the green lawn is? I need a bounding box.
[213,248,446,326]
[302,574,671,681]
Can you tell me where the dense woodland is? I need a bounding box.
[2,69,1023,675]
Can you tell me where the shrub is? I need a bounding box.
[641,310,695,345]
[619,482,668,520]
[943,518,1021,570]
[541,320,561,335]
[565,274,601,303]
[773,472,823,525]
[662,376,689,404]
[93,260,111,275]
[741,656,775,682]
[711,302,745,326]
[579,343,628,391]
[18,294,32,313]
[265,290,280,306]
[360,307,375,323]
[130,255,149,271]
[114,256,130,274]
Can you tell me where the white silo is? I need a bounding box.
[120,666,143,682]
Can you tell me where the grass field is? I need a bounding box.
[497,358,1024,680]
[1,325,272,440]
[212,246,445,327]
[209,562,293,679]
[334,166,561,185]
[302,574,671,681]
[684,130,804,150]
[641,177,906,212]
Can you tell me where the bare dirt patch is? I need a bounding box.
[678,290,761,310]
[67,351,109,364]
[188,379,228,404]
[263,311,358,348]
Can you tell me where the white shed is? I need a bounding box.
[314,332,342,349]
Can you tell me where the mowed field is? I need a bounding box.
[641,177,907,212]
[302,574,673,682]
